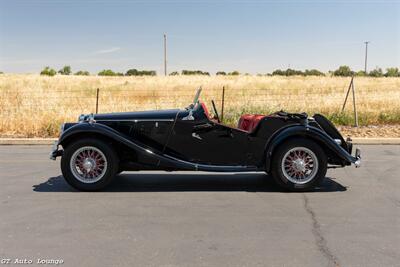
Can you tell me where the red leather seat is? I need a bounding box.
[200,102,210,118]
[237,114,265,132]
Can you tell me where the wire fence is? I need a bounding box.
[1,79,400,137]
[1,81,399,123]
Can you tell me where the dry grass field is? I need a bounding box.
[0,74,399,137]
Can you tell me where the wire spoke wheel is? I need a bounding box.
[281,147,318,184]
[70,146,108,183]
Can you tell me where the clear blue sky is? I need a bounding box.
[0,0,399,74]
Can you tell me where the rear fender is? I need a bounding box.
[264,125,358,172]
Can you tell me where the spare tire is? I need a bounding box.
[313,114,348,150]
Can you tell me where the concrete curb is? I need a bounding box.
[0,138,400,145]
[0,138,57,145]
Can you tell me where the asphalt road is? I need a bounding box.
[0,145,399,267]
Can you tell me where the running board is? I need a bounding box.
[162,154,259,172]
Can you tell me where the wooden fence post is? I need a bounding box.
[341,77,353,112]
[95,88,99,114]
[352,80,359,127]
[221,86,225,122]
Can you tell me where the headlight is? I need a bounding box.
[78,114,85,122]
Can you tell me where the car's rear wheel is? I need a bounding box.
[271,138,327,191]
[61,138,119,191]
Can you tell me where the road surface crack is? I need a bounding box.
[303,194,340,267]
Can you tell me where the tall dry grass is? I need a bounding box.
[0,74,399,137]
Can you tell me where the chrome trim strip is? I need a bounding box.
[96,119,174,122]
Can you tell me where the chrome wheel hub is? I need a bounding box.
[70,146,108,183]
[83,158,95,172]
[281,147,318,184]
[293,158,306,172]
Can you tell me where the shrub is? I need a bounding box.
[75,70,90,76]
[58,65,71,75]
[169,71,179,76]
[385,67,399,77]
[272,68,304,76]
[227,71,240,76]
[304,69,324,76]
[181,70,210,75]
[142,70,156,76]
[98,69,117,76]
[333,66,354,77]
[285,69,303,76]
[355,70,366,77]
[216,71,226,75]
[126,69,156,76]
[40,66,57,76]
[368,67,383,77]
[272,69,285,76]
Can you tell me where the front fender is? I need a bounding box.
[264,125,359,172]
[57,122,163,160]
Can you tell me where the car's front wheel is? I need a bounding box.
[61,138,119,191]
[271,138,327,191]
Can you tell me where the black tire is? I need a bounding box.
[61,138,119,191]
[270,138,327,192]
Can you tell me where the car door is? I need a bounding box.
[163,108,250,166]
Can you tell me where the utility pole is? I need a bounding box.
[364,41,369,73]
[164,34,167,76]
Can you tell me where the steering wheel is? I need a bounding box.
[211,100,221,123]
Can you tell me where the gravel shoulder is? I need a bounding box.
[338,124,400,138]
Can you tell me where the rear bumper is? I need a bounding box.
[354,148,361,167]
[345,139,361,167]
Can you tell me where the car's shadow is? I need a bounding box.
[33,172,347,193]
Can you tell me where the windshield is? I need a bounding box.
[193,87,202,105]
[186,87,202,110]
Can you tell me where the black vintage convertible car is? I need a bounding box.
[50,88,361,191]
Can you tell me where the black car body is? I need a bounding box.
[51,89,361,191]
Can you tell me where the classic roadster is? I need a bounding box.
[50,88,361,191]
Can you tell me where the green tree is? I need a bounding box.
[98,69,116,76]
[40,66,57,76]
[272,69,285,76]
[169,71,179,76]
[125,69,157,76]
[216,71,226,75]
[333,66,354,77]
[355,70,366,77]
[181,70,210,75]
[385,67,399,77]
[125,69,139,76]
[368,67,383,77]
[75,70,90,76]
[58,65,71,75]
[272,68,304,76]
[304,69,324,76]
[227,71,240,76]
